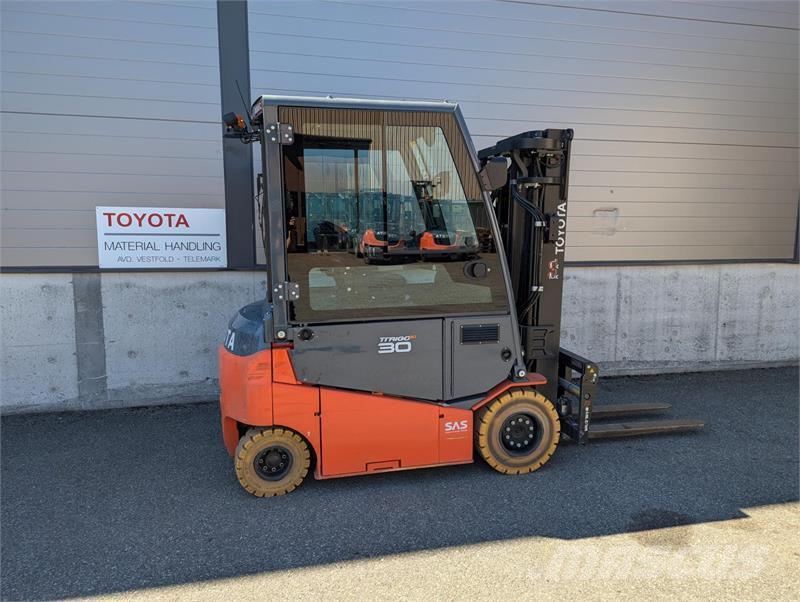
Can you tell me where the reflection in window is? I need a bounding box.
[280,110,507,321]
[386,126,479,259]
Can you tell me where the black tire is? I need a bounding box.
[474,388,560,474]
[235,427,311,497]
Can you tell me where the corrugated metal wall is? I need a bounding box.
[249,0,799,262]
[0,0,223,267]
[1,1,797,267]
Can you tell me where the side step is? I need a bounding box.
[591,402,671,419]
[587,419,705,439]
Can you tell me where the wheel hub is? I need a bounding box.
[500,412,542,455]
[254,445,292,481]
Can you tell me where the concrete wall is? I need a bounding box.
[0,275,78,410]
[0,271,266,414]
[1,264,796,414]
[561,264,800,375]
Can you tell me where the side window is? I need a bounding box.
[281,111,507,322]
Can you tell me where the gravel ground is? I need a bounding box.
[1,367,798,600]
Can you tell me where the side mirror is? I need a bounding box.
[479,157,508,191]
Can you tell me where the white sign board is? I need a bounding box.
[96,207,227,269]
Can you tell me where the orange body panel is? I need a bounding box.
[273,382,321,468]
[361,228,405,249]
[318,388,440,476]
[272,347,300,384]
[419,230,463,252]
[219,345,546,479]
[359,228,407,257]
[438,405,474,464]
[471,372,547,411]
[218,346,272,455]
[270,348,321,459]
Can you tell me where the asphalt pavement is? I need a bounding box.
[1,367,798,600]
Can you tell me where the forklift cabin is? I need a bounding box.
[219,95,702,496]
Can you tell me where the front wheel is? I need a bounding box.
[474,388,560,474]
[235,427,311,496]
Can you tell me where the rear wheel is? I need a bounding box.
[235,427,311,497]
[475,388,560,474]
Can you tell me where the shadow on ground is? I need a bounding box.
[2,367,798,599]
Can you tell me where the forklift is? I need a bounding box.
[219,95,703,497]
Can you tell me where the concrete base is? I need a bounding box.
[561,264,799,376]
[1,271,267,414]
[1,264,797,413]
[0,274,79,412]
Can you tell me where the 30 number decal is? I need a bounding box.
[378,335,415,354]
[378,341,412,354]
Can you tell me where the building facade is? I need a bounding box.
[1,0,798,412]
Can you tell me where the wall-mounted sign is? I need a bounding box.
[96,207,227,269]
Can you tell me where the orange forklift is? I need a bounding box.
[219,95,703,496]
